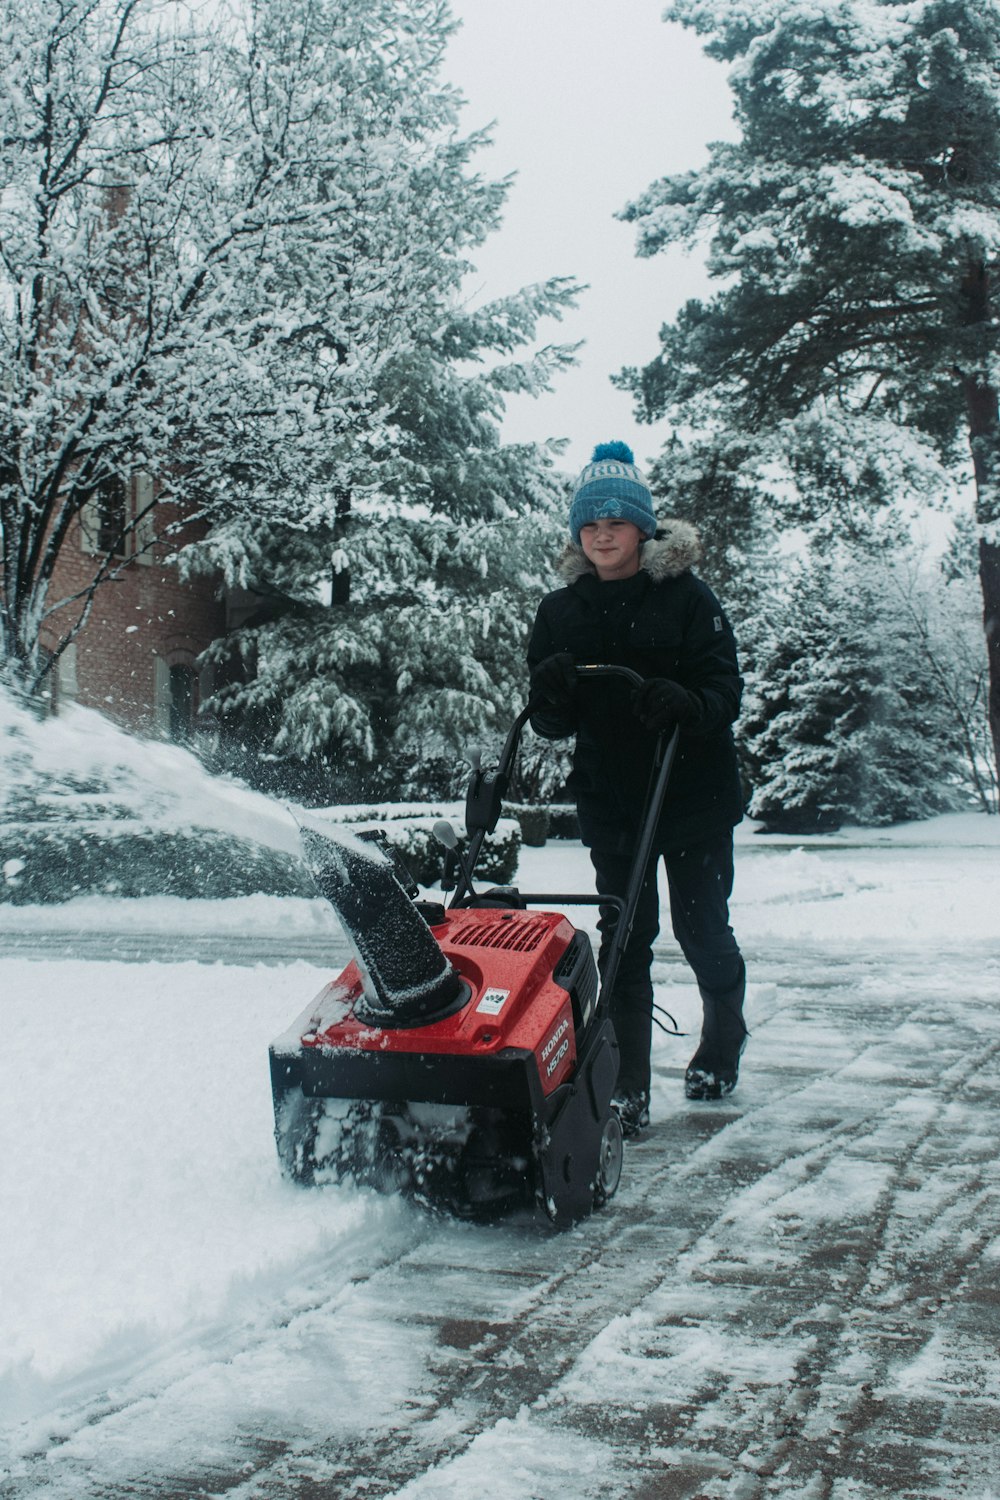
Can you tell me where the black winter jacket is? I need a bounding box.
[527,521,744,853]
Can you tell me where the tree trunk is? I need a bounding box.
[980,537,1000,788]
[961,368,1000,797]
[331,488,352,606]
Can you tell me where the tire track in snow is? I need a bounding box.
[0,1215,432,1499]
[4,944,999,1499]
[284,948,994,1500]
[530,948,1000,1498]
[692,1034,1000,1497]
[139,951,1000,1498]
[3,1112,746,1499]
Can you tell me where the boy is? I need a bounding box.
[527,442,747,1134]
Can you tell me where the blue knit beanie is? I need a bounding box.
[568,442,657,544]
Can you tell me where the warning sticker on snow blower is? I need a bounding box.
[476,987,510,1015]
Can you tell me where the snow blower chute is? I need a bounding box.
[269,667,679,1228]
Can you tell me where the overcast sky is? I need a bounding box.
[445,0,736,475]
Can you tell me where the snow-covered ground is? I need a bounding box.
[2,812,1000,1497]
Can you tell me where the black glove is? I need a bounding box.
[530,651,577,708]
[632,677,699,732]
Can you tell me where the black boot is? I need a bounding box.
[609,985,653,1135]
[611,1088,650,1138]
[685,991,748,1101]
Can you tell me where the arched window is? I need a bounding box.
[168,663,196,741]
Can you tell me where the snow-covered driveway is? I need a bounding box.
[2,819,999,1498]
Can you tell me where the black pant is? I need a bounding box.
[590,833,745,1098]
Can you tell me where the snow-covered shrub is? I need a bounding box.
[315,805,521,887]
[1,828,312,905]
[547,804,582,840]
[504,804,551,847]
[0,682,526,903]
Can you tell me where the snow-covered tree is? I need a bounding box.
[895,524,999,812]
[621,0,1000,788]
[740,550,973,830]
[177,0,580,797]
[200,471,574,802]
[643,407,949,602]
[0,0,578,745]
[644,431,768,609]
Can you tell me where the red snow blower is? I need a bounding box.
[269,666,679,1228]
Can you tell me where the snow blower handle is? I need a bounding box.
[526,662,682,1009]
[461,673,635,850]
[453,665,677,911]
[460,669,617,847]
[572,663,644,689]
[521,661,652,727]
[587,671,681,1010]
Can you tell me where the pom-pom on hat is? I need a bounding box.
[568,441,657,544]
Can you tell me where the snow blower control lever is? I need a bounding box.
[270,664,681,1229]
[464,755,508,841]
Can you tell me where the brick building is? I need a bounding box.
[41,473,228,743]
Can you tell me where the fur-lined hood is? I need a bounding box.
[555,518,703,585]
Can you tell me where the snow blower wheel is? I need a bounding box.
[593,1112,625,1208]
[270,667,680,1229]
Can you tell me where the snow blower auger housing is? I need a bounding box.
[270,667,679,1229]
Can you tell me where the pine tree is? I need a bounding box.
[178,0,581,797]
[897,526,999,811]
[201,477,573,801]
[741,550,972,830]
[644,431,767,609]
[621,0,1000,789]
